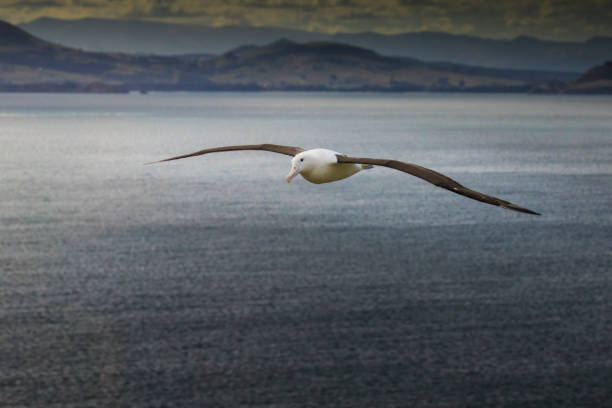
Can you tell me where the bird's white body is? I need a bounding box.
[286,148,365,184]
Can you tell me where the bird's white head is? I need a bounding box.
[286,151,312,183]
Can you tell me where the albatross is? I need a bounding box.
[151,143,540,215]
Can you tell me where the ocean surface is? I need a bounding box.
[1,92,611,407]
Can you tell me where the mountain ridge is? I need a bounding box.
[0,21,607,93]
[18,17,612,72]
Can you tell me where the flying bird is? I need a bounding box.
[150,143,540,215]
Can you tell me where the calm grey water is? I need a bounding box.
[1,92,611,407]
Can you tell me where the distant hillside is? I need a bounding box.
[0,21,531,93]
[18,18,322,56]
[0,21,605,93]
[334,33,611,73]
[0,20,194,91]
[577,61,612,82]
[197,40,528,91]
[1,19,48,48]
[566,61,612,93]
[531,61,612,94]
[19,17,610,72]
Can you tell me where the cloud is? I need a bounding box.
[0,0,63,8]
[125,0,206,18]
[71,0,110,7]
[0,0,611,41]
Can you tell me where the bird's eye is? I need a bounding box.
[300,158,304,162]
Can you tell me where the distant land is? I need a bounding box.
[1,21,610,94]
[19,17,612,72]
[533,61,612,94]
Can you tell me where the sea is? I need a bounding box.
[1,92,611,407]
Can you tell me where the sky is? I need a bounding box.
[1,0,611,41]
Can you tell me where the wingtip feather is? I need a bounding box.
[506,203,541,215]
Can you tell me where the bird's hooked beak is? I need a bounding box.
[286,163,299,183]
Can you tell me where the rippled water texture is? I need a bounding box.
[1,93,611,407]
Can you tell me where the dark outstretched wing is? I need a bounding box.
[336,155,540,215]
[149,144,305,164]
